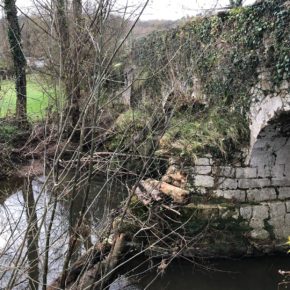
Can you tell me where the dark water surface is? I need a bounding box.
[141,256,290,290]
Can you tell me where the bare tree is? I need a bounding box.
[3,0,27,124]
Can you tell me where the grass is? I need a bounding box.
[0,74,56,120]
[159,107,249,159]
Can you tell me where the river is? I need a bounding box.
[0,176,290,289]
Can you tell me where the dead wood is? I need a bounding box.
[136,178,189,204]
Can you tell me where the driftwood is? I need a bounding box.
[68,233,125,290]
[48,232,126,289]
[47,243,110,290]
[161,167,187,189]
[136,178,189,204]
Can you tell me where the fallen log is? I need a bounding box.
[136,179,189,204]
[67,233,126,290]
[47,243,110,290]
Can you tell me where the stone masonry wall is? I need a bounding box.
[188,73,290,243]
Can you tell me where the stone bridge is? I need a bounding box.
[190,67,290,243]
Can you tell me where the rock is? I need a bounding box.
[195,157,211,166]
[109,276,143,290]
[240,206,253,220]
[247,188,277,202]
[212,166,235,178]
[250,229,270,240]
[195,166,212,175]
[236,167,257,179]
[238,178,270,189]
[214,189,246,201]
[217,178,238,190]
[268,201,287,239]
[278,187,290,199]
[194,175,214,188]
[249,204,269,229]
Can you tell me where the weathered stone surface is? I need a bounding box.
[272,164,286,179]
[195,158,211,166]
[268,201,286,218]
[240,206,252,220]
[250,229,270,240]
[223,190,246,201]
[214,189,245,201]
[271,179,290,187]
[236,167,257,179]
[194,175,214,188]
[212,166,235,178]
[217,178,238,189]
[238,178,270,189]
[257,166,271,178]
[278,187,290,199]
[249,204,269,229]
[267,202,287,239]
[195,166,212,175]
[286,201,290,213]
[247,188,276,202]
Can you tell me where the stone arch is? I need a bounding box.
[249,111,290,184]
[247,93,290,164]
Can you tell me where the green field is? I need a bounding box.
[0,75,56,120]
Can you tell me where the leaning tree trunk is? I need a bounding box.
[4,0,27,124]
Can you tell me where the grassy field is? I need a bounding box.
[0,74,56,120]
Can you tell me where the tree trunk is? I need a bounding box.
[4,0,27,124]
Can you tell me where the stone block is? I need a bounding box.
[271,178,290,187]
[240,206,252,220]
[194,175,214,188]
[257,166,271,178]
[238,178,271,189]
[247,188,276,202]
[250,229,270,240]
[272,164,285,179]
[268,201,286,218]
[250,204,269,229]
[213,190,224,198]
[212,166,235,178]
[278,187,290,199]
[269,216,286,240]
[214,189,246,201]
[195,166,212,175]
[195,158,211,166]
[217,178,238,190]
[236,167,257,179]
[223,190,246,201]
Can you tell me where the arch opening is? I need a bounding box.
[249,112,290,183]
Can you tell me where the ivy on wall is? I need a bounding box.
[128,0,290,159]
[134,0,289,108]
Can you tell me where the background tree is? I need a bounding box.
[3,0,27,124]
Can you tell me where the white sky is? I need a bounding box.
[16,0,256,20]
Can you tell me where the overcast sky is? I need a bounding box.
[16,0,256,20]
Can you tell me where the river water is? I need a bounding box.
[0,176,290,289]
[141,256,290,290]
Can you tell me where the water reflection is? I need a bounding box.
[0,175,128,289]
